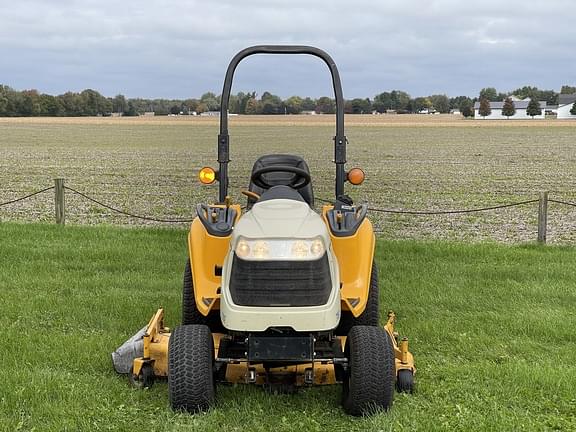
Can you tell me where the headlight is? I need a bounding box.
[235,237,325,261]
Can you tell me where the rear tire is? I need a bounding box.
[182,259,222,331]
[342,326,395,416]
[168,324,215,413]
[336,261,380,335]
[182,259,202,325]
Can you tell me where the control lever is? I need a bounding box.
[224,195,231,219]
[336,212,343,230]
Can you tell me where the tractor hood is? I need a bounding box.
[233,199,329,240]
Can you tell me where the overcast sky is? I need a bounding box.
[1,0,575,99]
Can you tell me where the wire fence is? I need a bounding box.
[316,196,541,215]
[63,186,195,223]
[0,186,54,207]
[549,199,576,208]
[2,179,576,244]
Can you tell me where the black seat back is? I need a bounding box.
[247,154,314,209]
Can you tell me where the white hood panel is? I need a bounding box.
[233,199,329,240]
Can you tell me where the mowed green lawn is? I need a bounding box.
[1,222,575,431]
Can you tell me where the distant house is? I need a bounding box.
[200,111,220,117]
[301,110,317,115]
[474,98,547,119]
[557,94,576,119]
[143,111,155,117]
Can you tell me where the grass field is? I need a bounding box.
[1,222,575,431]
[1,115,576,243]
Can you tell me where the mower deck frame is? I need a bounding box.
[129,308,415,387]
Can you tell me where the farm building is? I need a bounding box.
[557,94,576,119]
[474,98,547,119]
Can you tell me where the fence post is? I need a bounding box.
[54,178,65,225]
[537,191,548,244]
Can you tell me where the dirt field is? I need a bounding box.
[2,114,576,243]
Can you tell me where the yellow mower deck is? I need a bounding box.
[131,308,415,386]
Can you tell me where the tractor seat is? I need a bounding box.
[259,185,306,204]
[247,154,314,209]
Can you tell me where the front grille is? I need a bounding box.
[229,254,332,307]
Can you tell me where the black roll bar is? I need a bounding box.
[217,45,347,203]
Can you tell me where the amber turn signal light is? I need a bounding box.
[347,168,365,185]
[199,167,217,184]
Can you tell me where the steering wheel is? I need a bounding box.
[251,165,311,190]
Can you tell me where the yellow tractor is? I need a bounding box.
[112,45,415,416]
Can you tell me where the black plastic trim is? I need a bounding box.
[196,204,236,237]
[326,204,368,237]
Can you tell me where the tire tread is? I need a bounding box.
[168,324,215,413]
[342,325,395,415]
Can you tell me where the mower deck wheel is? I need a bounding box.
[129,364,155,389]
[396,369,415,393]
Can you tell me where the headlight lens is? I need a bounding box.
[234,237,326,261]
[252,241,269,259]
[236,240,251,259]
[310,239,324,256]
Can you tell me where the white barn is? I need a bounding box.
[557,94,576,119]
[474,98,547,119]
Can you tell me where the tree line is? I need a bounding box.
[478,96,544,119]
[476,85,576,119]
[0,84,574,117]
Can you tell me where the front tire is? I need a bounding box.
[342,325,395,416]
[168,325,215,413]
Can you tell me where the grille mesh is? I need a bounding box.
[229,254,332,307]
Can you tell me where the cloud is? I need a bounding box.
[0,0,575,98]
